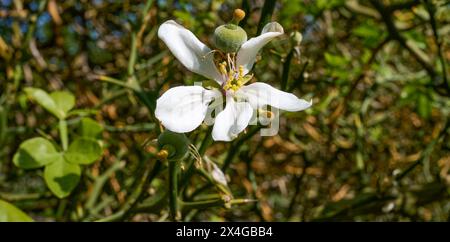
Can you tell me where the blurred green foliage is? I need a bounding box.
[0,0,449,221]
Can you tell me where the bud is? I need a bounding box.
[157,130,189,161]
[232,9,246,24]
[213,9,248,53]
[290,31,303,46]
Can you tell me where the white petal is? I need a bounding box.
[212,97,253,141]
[236,22,284,74]
[155,86,220,133]
[238,82,312,111]
[158,20,223,83]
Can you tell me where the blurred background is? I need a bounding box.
[0,0,449,221]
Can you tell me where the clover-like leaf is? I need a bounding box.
[0,200,34,222]
[13,137,60,169]
[24,88,76,119]
[64,138,102,165]
[79,117,103,139]
[49,91,75,115]
[24,87,64,119]
[44,159,81,198]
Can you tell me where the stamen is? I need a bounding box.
[202,49,219,59]
[227,53,233,71]
[218,55,253,92]
[219,62,227,75]
[231,53,236,71]
[238,65,244,78]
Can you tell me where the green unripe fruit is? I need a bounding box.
[157,130,189,161]
[213,24,247,53]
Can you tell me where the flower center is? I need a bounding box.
[218,54,252,92]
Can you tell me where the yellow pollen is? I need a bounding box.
[221,64,252,92]
[239,65,244,78]
[156,149,169,161]
[219,62,227,75]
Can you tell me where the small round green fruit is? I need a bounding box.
[157,130,189,161]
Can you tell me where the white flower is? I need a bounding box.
[155,20,312,141]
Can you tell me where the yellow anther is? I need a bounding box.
[226,75,233,83]
[156,149,169,161]
[219,62,227,75]
[228,69,234,77]
[240,74,253,85]
[239,65,244,78]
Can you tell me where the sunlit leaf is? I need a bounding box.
[49,91,75,115]
[0,200,34,222]
[324,53,348,67]
[24,87,64,119]
[13,137,60,169]
[24,88,75,119]
[79,117,103,139]
[44,159,81,198]
[64,138,102,165]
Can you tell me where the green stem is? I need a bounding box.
[95,210,125,222]
[97,75,138,91]
[128,33,138,76]
[180,199,223,211]
[423,0,448,92]
[94,158,162,222]
[168,160,180,221]
[104,123,155,133]
[288,61,309,92]
[85,161,125,211]
[122,159,162,220]
[179,127,212,190]
[222,126,261,171]
[181,198,257,221]
[395,119,448,181]
[187,126,261,202]
[281,49,294,91]
[59,119,68,150]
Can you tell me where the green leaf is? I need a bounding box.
[64,138,102,165]
[24,87,64,119]
[49,91,75,115]
[417,93,431,119]
[353,21,381,40]
[13,137,60,169]
[0,200,34,222]
[324,53,348,67]
[79,117,103,139]
[24,88,75,119]
[44,159,81,198]
[67,108,98,117]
